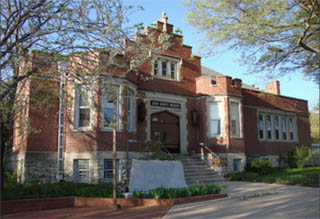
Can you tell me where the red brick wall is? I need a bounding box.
[27,79,60,152]
[243,106,311,155]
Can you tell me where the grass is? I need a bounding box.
[133,184,222,199]
[229,167,320,187]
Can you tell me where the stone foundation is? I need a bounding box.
[202,153,246,175]
[7,152,57,183]
[63,151,146,183]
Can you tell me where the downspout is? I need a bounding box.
[57,62,66,182]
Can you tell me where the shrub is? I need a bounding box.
[246,160,273,175]
[294,145,318,168]
[229,172,260,181]
[142,140,175,161]
[132,184,221,199]
[1,182,122,200]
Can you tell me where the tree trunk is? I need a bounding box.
[112,100,118,209]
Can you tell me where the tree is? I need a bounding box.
[310,104,319,143]
[0,0,172,205]
[185,0,320,82]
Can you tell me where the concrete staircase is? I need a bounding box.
[176,155,226,185]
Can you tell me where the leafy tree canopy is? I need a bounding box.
[185,0,320,83]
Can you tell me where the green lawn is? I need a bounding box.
[229,167,320,187]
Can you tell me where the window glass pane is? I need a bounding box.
[170,62,176,79]
[289,118,294,140]
[102,87,118,128]
[209,103,221,136]
[74,159,89,183]
[127,90,135,132]
[79,108,90,127]
[258,113,264,139]
[230,102,240,137]
[104,159,119,183]
[282,116,287,140]
[79,87,89,107]
[154,60,158,75]
[266,114,272,139]
[162,61,167,76]
[274,116,280,140]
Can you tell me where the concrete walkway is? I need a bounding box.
[164,181,320,218]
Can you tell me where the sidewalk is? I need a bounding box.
[3,205,171,218]
[164,181,320,218]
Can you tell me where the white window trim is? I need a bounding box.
[127,88,136,133]
[258,113,265,140]
[208,101,224,138]
[100,85,121,131]
[74,84,93,131]
[229,100,242,138]
[257,109,298,142]
[266,114,273,140]
[104,159,119,183]
[74,159,89,183]
[152,55,182,81]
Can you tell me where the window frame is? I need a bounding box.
[266,114,273,140]
[153,56,181,81]
[100,86,120,131]
[230,102,241,138]
[74,84,92,130]
[274,115,280,141]
[127,88,136,133]
[209,102,223,137]
[104,159,119,183]
[257,111,297,142]
[258,113,265,140]
[74,159,89,183]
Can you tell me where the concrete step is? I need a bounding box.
[184,171,218,177]
[186,178,226,186]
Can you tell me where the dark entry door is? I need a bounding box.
[151,111,180,153]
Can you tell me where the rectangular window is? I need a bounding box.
[258,113,264,139]
[266,114,272,140]
[153,57,179,80]
[233,159,241,172]
[101,87,119,129]
[127,89,136,132]
[209,102,221,136]
[230,102,240,137]
[274,115,280,140]
[282,116,287,140]
[104,159,119,183]
[74,159,89,183]
[289,117,294,140]
[75,85,91,128]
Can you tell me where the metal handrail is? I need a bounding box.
[199,143,219,159]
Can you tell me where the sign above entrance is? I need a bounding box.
[150,100,181,109]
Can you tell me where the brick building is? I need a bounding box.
[9,13,311,183]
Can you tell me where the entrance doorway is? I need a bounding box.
[151,111,180,153]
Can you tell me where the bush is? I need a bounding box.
[294,145,318,168]
[246,160,273,175]
[142,140,175,161]
[133,184,221,199]
[229,172,260,181]
[1,182,122,200]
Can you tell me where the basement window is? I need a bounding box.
[104,159,119,183]
[74,159,89,183]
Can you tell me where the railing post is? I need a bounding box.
[199,142,205,160]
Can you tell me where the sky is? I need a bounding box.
[124,0,319,110]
